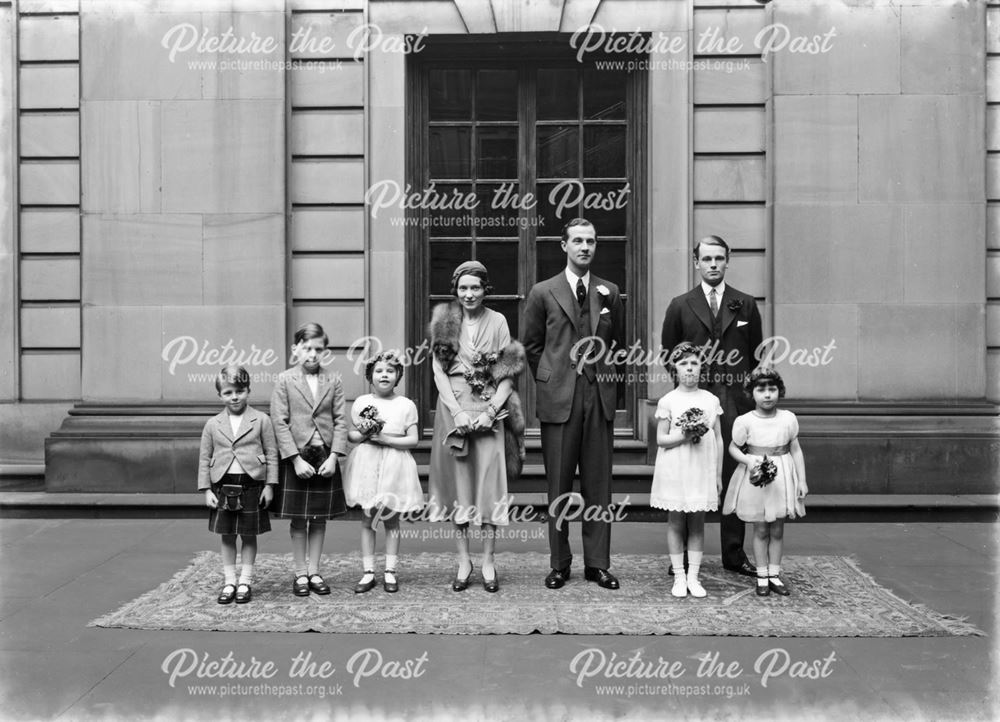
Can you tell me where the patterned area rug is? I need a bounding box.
[90,552,983,637]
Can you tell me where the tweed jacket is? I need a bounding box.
[270,367,349,460]
[197,406,279,489]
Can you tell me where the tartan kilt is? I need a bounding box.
[207,475,271,536]
[272,445,346,520]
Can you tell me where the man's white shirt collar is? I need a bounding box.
[566,268,591,291]
[701,280,726,300]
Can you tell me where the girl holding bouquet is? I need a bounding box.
[652,342,724,598]
[344,352,423,594]
[723,367,807,597]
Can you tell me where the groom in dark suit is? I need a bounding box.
[661,235,762,576]
[523,218,626,590]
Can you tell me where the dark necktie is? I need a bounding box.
[576,278,587,306]
[709,287,719,317]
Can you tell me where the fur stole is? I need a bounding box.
[428,301,526,483]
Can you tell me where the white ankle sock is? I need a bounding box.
[756,566,769,586]
[687,550,703,577]
[223,565,237,585]
[238,564,253,585]
[768,563,782,583]
[669,553,685,575]
[362,555,375,573]
[385,554,399,571]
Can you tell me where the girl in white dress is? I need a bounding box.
[344,352,424,594]
[651,343,724,598]
[723,367,808,597]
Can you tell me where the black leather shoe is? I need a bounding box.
[308,574,331,595]
[768,576,790,596]
[217,583,236,604]
[584,567,620,590]
[383,570,398,594]
[354,571,377,594]
[452,562,473,592]
[234,583,252,604]
[755,581,770,597]
[723,560,757,577]
[293,575,310,596]
[545,566,570,589]
[482,568,499,593]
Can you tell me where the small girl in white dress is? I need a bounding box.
[344,352,424,594]
[723,367,808,597]
[651,342,724,599]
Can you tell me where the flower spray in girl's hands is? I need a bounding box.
[676,407,710,444]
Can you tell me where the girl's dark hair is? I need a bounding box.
[293,321,328,347]
[744,366,786,398]
[215,365,250,393]
[666,341,703,384]
[364,351,404,387]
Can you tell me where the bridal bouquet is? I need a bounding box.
[676,408,710,444]
[356,405,385,436]
[464,351,500,401]
[749,456,778,487]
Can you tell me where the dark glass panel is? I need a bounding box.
[579,181,629,237]
[476,241,519,294]
[536,180,581,235]
[583,68,627,120]
[535,240,566,283]
[537,68,578,121]
[428,183,473,238]
[583,125,627,178]
[477,69,518,121]
[537,125,579,179]
[430,241,472,294]
[476,184,520,238]
[476,126,518,179]
[428,126,471,179]
[429,69,472,121]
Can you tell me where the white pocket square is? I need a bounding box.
[600,307,611,315]
[737,320,748,327]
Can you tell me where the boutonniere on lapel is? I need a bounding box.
[727,298,743,312]
[596,284,611,314]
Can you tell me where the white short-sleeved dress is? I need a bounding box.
[343,394,424,514]
[650,388,723,512]
[722,409,806,522]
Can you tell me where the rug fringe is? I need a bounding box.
[841,555,986,637]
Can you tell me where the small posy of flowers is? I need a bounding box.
[749,456,778,487]
[464,351,499,400]
[356,405,385,436]
[676,408,710,444]
[727,298,743,312]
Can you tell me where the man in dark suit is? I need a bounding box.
[523,217,627,590]
[660,235,762,576]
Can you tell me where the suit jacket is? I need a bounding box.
[660,284,763,388]
[523,272,626,424]
[197,406,279,489]
[270,367,349,460]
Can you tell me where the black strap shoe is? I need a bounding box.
[308,574,331,595]
[354,571,377,594]
[383,570,399,593]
